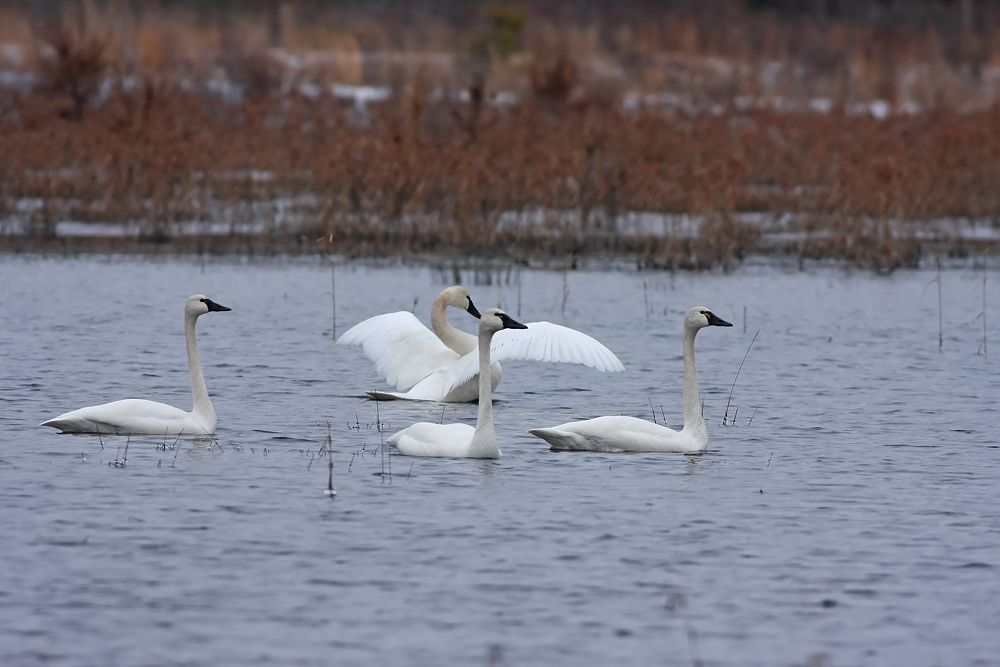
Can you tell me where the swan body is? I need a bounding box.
[387,308,527,458]
[338,285,624,402]
[528,307,732,453]
[41,295,231,435]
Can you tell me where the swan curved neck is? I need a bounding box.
[186,312,216,428]
[469,329,499,457]
[431,293,477,355]
[682,325,705,435]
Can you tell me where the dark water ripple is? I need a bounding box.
[1,256,999,666]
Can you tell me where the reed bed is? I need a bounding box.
[2,2,1000,269]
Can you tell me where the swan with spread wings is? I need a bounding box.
[337,286,624,402]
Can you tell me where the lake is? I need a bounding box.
[1,254,998,666]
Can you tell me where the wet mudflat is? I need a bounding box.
[1,255,998,666]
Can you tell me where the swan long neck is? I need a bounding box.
[431,293,476,355]
[681,325,704,432]
[186,312,216,426]
[469,329,498,456]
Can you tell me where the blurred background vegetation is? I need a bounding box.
[1,0,999,268]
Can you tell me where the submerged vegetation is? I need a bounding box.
[1,2,1000,269]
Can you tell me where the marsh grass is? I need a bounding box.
[3,5,1000,268]
[345,400,392,480]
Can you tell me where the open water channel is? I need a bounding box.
[1,255,998,666]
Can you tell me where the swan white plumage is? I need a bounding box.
[387,308,527,458]
[338,285,625,402]
[528,307,732,453]
[40,295,231,435]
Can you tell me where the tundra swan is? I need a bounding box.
[41,295,231,435]
[528,307,732,453]
[387,308,527,458]
[338,285,624,402]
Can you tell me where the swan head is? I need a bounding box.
[685,306,732,330]
[440,286,481,319]
[480,308,527,334]
[186,294,232,317]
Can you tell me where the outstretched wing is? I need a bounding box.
[337,312,461,390]
[442,321,624,395]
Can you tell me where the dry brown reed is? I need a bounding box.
[3,80,1000,267]
[2,3,1000,268]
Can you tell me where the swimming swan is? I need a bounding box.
[40,295,231,435]
[387,308,527,458]
[528,307,732,453]
[338,285,624,402]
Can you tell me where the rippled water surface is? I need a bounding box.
[2,255,999,666]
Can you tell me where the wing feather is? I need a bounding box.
[337,312,461,390]
[442,321,624,395]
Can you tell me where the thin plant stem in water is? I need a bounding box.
[723,330,760,426]
[561,270,569,316]
[323,421,336,497]
[924,262,944,351]
[516,265,522,318]
[760,451,774,494]
[171,433,182,467]
[977,253,987,356]
[330,255,337,341]
[937,256,943,351]
[374,393,390,483]
[643,280,649,320]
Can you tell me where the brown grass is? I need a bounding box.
[2,3,1000,268]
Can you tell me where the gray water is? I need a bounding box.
[2,255,999,667]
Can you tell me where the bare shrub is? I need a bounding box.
[38,27,107,121]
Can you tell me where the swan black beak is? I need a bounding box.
[706,311,731,327]
[499,313,528,330]
[466,298,482,319]
[204,298,231,312]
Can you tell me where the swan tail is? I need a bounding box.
[527,427,585,451]
[40,417,76,432]
[41,416,120,434]
[365,390,407,401]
